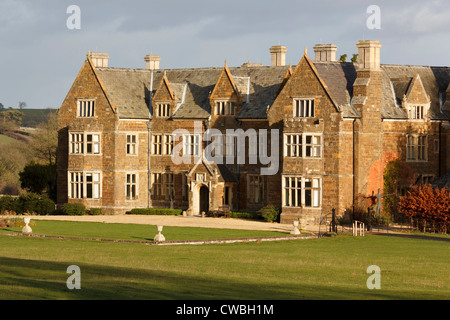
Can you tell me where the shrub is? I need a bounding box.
[258,205,280,223]
[62,203,86,216]
[15,193,41,214]
[34,195,55,215]
[0,195,17,213]
[89,208,103,215]
[230,211,262,220]
[399,184,449,233]
[129,208,182,216]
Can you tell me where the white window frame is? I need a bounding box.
[284,133,322,158]
[248,175,264,204]
[85,133,101,155]
[407,104,427,120]
[69,132,84,154]
[156,103,170,117]
[126,134,138,155]
[85,172,101,199]
[215,101,235,116]
[68,171,102,199]
[152,173,174,201]
[163,134,173,155]
[293,98,315,118]
[126,173,138,200]
[183,134,201,156]
[304,134,322,158]
[68,171,84,199]
[406,134,427,162]
[152,134,162,155]
[69,132,101,155]
[77,99,95,118]
[282,176,321,208]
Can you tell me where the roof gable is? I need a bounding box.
[209,62,242,102]
[153,73,177,102]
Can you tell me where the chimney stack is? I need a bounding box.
[313,44,337,62]
[356,40,381,70]
[270,46,287,66]
[87,52,110,68]
[145,55,161,70]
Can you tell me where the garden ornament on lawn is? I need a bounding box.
[22,217,32,234]
[154,225,166,242]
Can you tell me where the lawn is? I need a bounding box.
[0,220,448,300]
[0,220,289,241]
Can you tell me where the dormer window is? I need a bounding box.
[215,101,235,115]
[77,99,95,117]
[408,105,426,120]
[294,99,315,118]
[156,103,170,117]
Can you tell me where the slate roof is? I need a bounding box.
[96,68,151,119]
[381,65,450,120]
[95,59,450,121]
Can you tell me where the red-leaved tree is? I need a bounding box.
[399,184,450,233]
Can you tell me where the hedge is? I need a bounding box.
[0,193,55,215]
[229,211,262,220]
[62,203,86,216]
[129,208,183,216]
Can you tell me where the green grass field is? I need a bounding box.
[0,220,448,300]
[0,134,14,144]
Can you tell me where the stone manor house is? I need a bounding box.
[57,40,450,224]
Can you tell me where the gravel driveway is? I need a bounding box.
[27,214,299,233]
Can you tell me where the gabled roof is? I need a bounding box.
[95,67,150,119]
[92,57,450,121]
[381,65,450,120]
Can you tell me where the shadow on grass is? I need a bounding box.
[0,256,419,300]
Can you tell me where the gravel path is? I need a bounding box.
[26,214,301,233]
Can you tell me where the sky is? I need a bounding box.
[0,0,449,109]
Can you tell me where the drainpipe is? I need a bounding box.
[236,120,241,211]
[352,118,356,220]
[148,70,154,208]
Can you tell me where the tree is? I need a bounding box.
[0,103,4,110]
[399,184,450,233]
[351,54,358,63]
[29,112,58,165]
[18,101,27,110]
[339,54,347,62]
[19,161,56,199]
[383,159,415,222]
[0,109,24,126]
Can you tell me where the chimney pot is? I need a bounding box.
[270,45,287,66]
[145,55,161,70]
[356,40,381,70]
[313,44,337,62]
[87,52,110,68]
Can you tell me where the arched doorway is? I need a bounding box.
[199,185,209,214]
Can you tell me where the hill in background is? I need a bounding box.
[20,108,57,128]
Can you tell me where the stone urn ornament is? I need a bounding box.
[290,220,301,235]
[154,225,166,242]
[22,217,32,234]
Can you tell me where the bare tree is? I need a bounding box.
[29,112,58,165]
[18,101,27,110]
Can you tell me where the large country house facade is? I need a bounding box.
[57,40,450,224]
